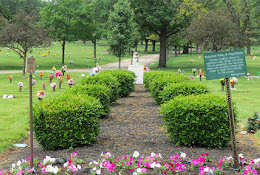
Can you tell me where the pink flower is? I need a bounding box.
[42,82,46,85]
[141,168,147,172]
[55,71,62,77]
[129,168,134,172]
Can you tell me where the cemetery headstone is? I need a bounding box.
[128,52,144,84]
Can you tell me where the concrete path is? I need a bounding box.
[0,54,159,74]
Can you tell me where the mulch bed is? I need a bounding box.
[0,85,260,174]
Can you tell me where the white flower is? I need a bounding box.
[137,168,142,173]
[226,156,233,160]
[89,162,93,165]
[133,172,137,175]
[77,165,81,170]
[63,162,68,168]
[17,160,21,166]
[12,163,15,168]
[204,167,210,172]
[156,163,161,168]
[92,167,96,171]
[105,152,111,158]
[151,152,155,157]
[133,151,140,158]
[100,152,103,157]
[239,153,244,159]
[151,162,156,169]
[100,163,103,168]
[52,166,59,174]
[254,158,260,164]
[93,160,98,165]
[96,169,101,174]
[180,152,186,158]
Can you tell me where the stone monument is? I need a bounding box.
[128,52,144,84]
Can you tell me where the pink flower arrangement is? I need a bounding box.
[42,82,46,86]
[18,82,23,87]
[67,78,75,85]
[55,71,62,77]
[50,82,57,88]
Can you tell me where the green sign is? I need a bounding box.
[203,49,247,80]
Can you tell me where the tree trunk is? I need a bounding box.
[183,45,189,54]
[152,40,156,52]
[175,45,178,56]
[62,40,66,65]
[144,39,149,53]
[135,45,138,52]
[158,28,167,67]
[170,46,173,57]
[247,43,251,55]
[119,57,121,69]
[178,46,180,55]
[92,39,97,59]
[196,44,199,54]
[166,40,169,61]
[22,50,27,77]
[190,42,192,55]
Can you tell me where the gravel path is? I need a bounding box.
[0,85,260,174]
[0,54,159,74]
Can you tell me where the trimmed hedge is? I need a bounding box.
[80,74,120,103]
[158,82,210,105]
[144,71,170,91]
[149,74,190,105]
[66,84,111,116]
[33,94,103,150]
[160,93,237,148]
[99,70,136,98]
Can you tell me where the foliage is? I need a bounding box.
[149,73,191,105]
[185,11,237,52]
[80,74,120,103]
[107,0,135,69]
[99,70,136,98]
[158,82,210,105]
[33,93,102,150]
[131,0,185,67]
[66,84,111,116]
[143,71,168,91]
[0,12,49,76]
[247,112,260,132]
[160,93,237,147]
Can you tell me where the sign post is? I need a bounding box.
[26,56,35,168]
[204,49,247,170]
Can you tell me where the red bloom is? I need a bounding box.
[201,153,205,157]
[205,153,209,156]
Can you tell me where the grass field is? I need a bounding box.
[0,40,160,71]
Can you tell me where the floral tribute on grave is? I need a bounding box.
[18,82,23,92]
[8,75,12,83]
[39,72,44,80]
[50,82,57,92]
[42,82,46,90]
[36,90,44,100]
[61,65,67,76]
[49,74,54,84]
[220,78,225,91]
[67,78,75,88]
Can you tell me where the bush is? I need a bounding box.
[99,70,135,97]
[80,74,120,102]
[160,93,237,148]
[158,82,210,104]
[144,71,170,91]
[33,94,103,150]
[149,74,190,105]
[66,84,111,116]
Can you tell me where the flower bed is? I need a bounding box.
[1,152,259,175]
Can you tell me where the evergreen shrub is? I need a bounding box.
[160,93,237,148]
[66,84,111,116]
[33,94,103,150]
[80,74,120,102]
[158,82,210,104]
[149,74,190,104]
[99,70,135,97]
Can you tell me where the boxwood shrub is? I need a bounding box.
[144,71,170,91]
[99,70,135,97]
[160,93,237,148]
[66,84,111,116]
[33,94,103,150]
[158,82,210,104]
[80,74,120,102]
[149,74,190,104]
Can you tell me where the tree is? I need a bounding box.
[0,12,49,76]
[185,11,237,52]
[132,0,185,67]
[107,0,135,69]
[40,0,84,65]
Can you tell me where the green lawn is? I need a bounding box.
[150,46,260,142]
[0,40,160,71]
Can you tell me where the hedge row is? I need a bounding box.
[33,70,136,150]
[144,71,237,148]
